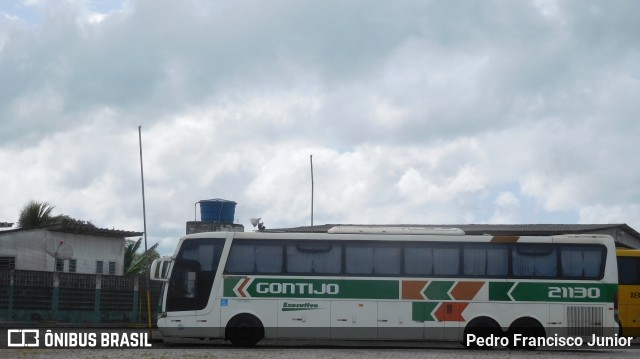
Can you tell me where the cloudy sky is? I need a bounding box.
[1,0,639,255]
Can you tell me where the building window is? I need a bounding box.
[56,258,65,272]
[108,261,116,275]
[96,261,103,274]
[0,256,15,270]
[69,259,77,273]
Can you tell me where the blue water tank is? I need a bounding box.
[199,199,237,223]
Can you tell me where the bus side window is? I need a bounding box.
[463,245,508,276]
[287,242,341,274]
[405,246,433,275]
[560,246,603,279]
[512,244,557,277]
[344,243,401,276]
[404,243,459,276]
[225,242,284,274]
[433,244,460,276]
[619,257,640,285]
[345,246,374,274]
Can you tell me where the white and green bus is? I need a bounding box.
[150,227,619,348]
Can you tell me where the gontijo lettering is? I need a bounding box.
[256,282,339,295]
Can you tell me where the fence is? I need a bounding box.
[0,269,162,325]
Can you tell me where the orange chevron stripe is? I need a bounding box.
[402,280,427,300]
[237,278,251,297]
[450,281,484,300]
[434,302,469,322]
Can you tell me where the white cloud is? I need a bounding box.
[1,0,640,254]
[579,204,640,225]
[489,191,522,224]
[496,191,520,209]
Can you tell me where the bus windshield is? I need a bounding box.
[165,238,225,312]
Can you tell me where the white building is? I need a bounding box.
[0,223,142,275]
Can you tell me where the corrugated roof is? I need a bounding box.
[0,222,142,238]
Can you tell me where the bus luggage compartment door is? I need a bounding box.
[330,301,378,339]
[277,299,330,339]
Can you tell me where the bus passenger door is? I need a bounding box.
[163,258,200,337]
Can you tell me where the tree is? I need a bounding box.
[17,201,58,229]
[124,238,143,272]
[17,200,97,229]
[124,238,160,276]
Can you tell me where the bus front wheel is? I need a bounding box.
[226,314,264,347]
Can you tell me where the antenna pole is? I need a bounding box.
[310,154,314,227]
[138,126,153,333]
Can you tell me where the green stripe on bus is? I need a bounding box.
[509,282,616,302]
[223,278,616,303]
[223,277,242,297]
[424,281,454,300]
[224,278,399,299]
[489,282,515,301]
[412,302,439,321]
[489,282,616,302]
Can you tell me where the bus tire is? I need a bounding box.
[226,314,264,347]
[463,317,502,349]
[507,317,545,350]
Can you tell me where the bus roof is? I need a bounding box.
[327,225,465,235]
[180,231,615,246]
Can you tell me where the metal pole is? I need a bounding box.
[138,126,153,333]
[310,155,314,227]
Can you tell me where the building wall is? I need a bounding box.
[186,221,244,235]
[0,229,126,275]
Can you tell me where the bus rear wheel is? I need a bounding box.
[463,318,502,349]
[226,314,264,347]
[507,318,545,350]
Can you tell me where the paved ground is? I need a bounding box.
[3,344,640,359]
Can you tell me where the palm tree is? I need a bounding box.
[124,238,143,272]
[17,201,58,229]
[125,238,160,276]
